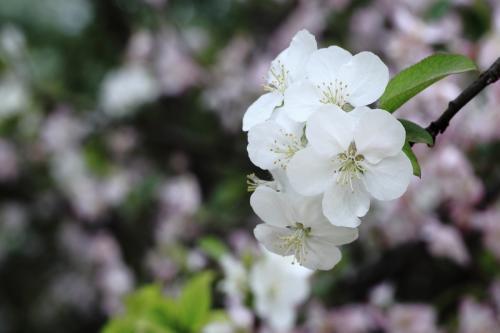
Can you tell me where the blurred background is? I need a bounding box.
[0,0,500,332]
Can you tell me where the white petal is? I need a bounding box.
[247,120,303,170]
[354,108,406,163]
[276,29,317,82]
[269,168,293,193]
[347,105,371,123]
[272,109,304,136]
[322,181,370,227]
[268,306,296,332]
[247,122,280,170]
[306,46,352,87]
[339,51,389,106]
[306,105,355,156]
[287,147,334,196]
[302,240,342,270]
[254,224,292,256]
[311,224,359,246]
[292,195,326,227]
[250,187,293,227]
[283,82,322,122]
[362,152,413,201]
[242,92,282,131]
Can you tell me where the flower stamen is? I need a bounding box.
[333,142,365,191]
[278,222,311,265]
[269,129,303,169]
[263,60,290,94]
[318,79,350,108]
[246,173,273,192]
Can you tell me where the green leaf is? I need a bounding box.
[102,317,134,333]
[403,142,421,178]
[178,272,214,332]
[207,310,230,323]
[399,119,434,145]
[126,285,179,329]
[103,317,176,333]
[102,272,218,333]
[379,54,477,112]
[198,236,229,260]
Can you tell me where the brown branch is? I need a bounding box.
[426,57,500,143]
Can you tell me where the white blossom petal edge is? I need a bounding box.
[247,117,304,171]
[249,249,312,331]
[287,106,413,227]
[242,30,317,131]
[251,186,358,270]
[284,46,389,122]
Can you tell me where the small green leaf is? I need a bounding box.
[207,310,230,323]
[399,119,434,145]
[102,285,179,333]
[124,285,179,329]
[178,272,214,332]
[199,236,229,260]
[403,142,421,178]
[379,54,477,112]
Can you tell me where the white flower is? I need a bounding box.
[219,254,248,301]
[202,321,235,333]
[99,64,159,117]
[249,249,312,332]
[251,186,358,270]
[0,75,28,118]
[247,168,292,192]
[287,106,413,227]
[283,46,389,122]
[247,115,305,171]
[242,30,317,131]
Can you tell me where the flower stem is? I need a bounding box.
[425,57,500,144]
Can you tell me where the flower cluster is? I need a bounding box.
[244,30,413,270]
[215,248,313,333]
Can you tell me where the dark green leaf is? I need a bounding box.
[403,142,421,178]
[379,54,477,112]
[399,119,434,145]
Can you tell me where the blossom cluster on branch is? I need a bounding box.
[243,30,413,270]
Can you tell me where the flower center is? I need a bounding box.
[269,129,303,169]
[246,173,273,192]
[278,222,311,265]
[334,142,365,191]
[263,60,290,94]
[317,79,350,108]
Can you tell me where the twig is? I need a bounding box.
[426,57,500,143]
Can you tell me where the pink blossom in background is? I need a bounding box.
[370,282,395,308]
[385,304,440,333]
[0,139,18,180]
[421,220,470,265]
[329,305,379,333]
[268,0,328,54]
[3,0,500,331]
[349,6,388,52]
[385,9,461,68]
[126,30,154,63]
[154,28,204,96]
[471,206,500,261]
[459,298,500,333]
[203,35,256,131]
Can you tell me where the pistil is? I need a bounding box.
[263,60,290,94]
[269,130,303,169]
[318,79,350,107]
[278,222,311,265]
[334,142,365,191]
